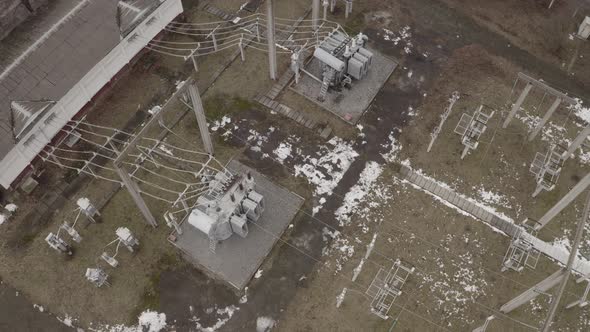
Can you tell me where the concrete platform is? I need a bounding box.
[170,159,304,290]
[290,47,397,125]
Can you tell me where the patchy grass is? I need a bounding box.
[129,252,183,324]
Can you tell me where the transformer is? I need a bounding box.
[312,31,372,101]
[188,171,265,252]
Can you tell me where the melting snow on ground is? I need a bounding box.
[273,142,292,164]
[256,316,276,332]
[158,144,174,156]
[210,116,231,132]
[382,26,413,54]
[381,130,402,163]
[294,137,358,214]
[192,305,238,332]
[572,98,590,126]
[5,203,17,212]
[335,161,384,227]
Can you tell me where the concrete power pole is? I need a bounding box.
[312,0,321,30]
[188,83,214,156]
[541,189,590,331]
[114,165,158,228]
[266,0,277,80]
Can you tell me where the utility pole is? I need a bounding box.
[114,164,158,228]
[312,0,321,30]
[266,0,277,80]
[541,189,590,331]
[188,83,214,156]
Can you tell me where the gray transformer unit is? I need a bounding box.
[312,31,372,101]
[188,171,265,251]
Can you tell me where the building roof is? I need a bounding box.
[0,0,160,160]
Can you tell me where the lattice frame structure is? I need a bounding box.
[501,220,541,272]
[366,261,414,320]
[454,105,494,159]
[530,144,567,197]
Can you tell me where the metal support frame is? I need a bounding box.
[427,91,460,152]
[266,0,277,80]
[503,73,576,129]
[530,144,566,197]
[501,221,541,272]
[366,261,414,320]
[454,105,494,159]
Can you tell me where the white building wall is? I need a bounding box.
[0,0,183,189]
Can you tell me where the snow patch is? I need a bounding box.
[5,203,17,212]
[294,137,358,214]
[335,161,384,226]
[273,143,292,164]
[210,116,231,132]
[256,316,276,332]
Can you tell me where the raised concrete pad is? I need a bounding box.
[170,159,304,290]
[290,46,397,125]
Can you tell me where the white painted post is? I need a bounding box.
[473,316,495,332]
[503,83,533,128]
[323,0,328,20]
[345,0,351,19]
[528,97,562,141]
[566,280,590,309]
[266,0,277,80]
[330,0,336,13]
[239,34,245,62]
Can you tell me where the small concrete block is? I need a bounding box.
[320,127,332,139]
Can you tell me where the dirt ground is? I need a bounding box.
[3,0,590,331]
